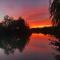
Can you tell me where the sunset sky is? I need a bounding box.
[0,0,52,28]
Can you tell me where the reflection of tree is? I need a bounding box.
[50,33,60,52]
[49,32,60,60]
[0,31,31,55]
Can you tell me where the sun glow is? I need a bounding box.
[30,25,52,28]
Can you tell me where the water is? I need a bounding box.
[0,33,59,60]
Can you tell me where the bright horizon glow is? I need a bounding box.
[30,25,52,28]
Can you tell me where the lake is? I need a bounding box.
[0,33,59,60]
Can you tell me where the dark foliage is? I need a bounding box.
[0,31,31,55]
[0,15,30,35]
[55,55,60,60]
[50,0,60,26]
[0,15,31,55]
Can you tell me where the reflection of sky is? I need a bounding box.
[0,0,51,27]
[0,33,56,60]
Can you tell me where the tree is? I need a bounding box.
[3,15,14,27]
[50,0,60,26]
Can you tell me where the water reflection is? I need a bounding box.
[0,32,57,60]
[0,32,31,55]
[48,33,60,60]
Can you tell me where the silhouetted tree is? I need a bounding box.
[50,0,60,26]
[17,17,29,29]
[3,15,14,27]
[1,15,30,34]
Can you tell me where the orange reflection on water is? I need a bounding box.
[27,33,57,52]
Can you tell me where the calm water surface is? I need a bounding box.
[0,33,59,60]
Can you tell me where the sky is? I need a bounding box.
[0,0,52,28]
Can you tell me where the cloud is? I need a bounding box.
[0,0,51,28]
[22,6,49,21]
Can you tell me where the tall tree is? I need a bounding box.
[50,0,60,26]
